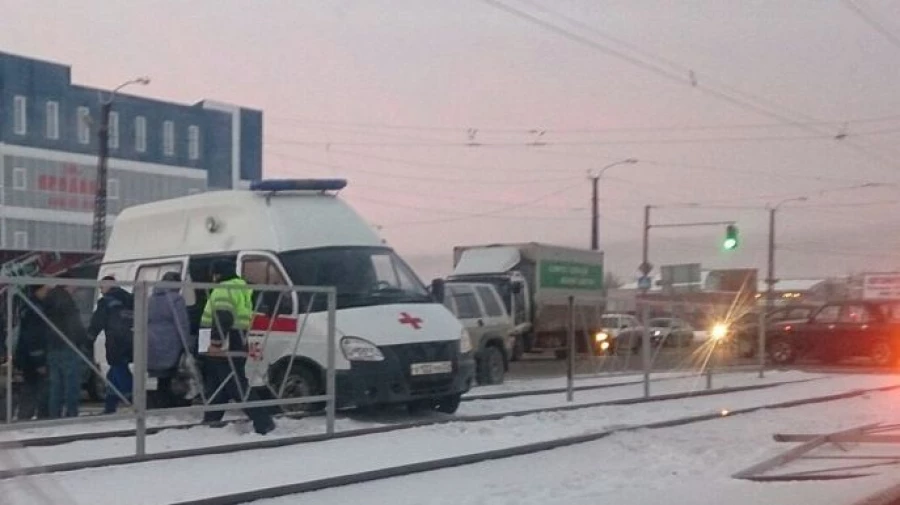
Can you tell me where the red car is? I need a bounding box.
[767,300,900,366]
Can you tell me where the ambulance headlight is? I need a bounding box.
[340,337,385,362]
[460,328,473,354]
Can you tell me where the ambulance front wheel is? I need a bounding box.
[269,363,323,413]
[435,393,462,414]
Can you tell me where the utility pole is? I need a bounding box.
[91,77,150,252]
[589,158,637,251]
[591,177,599,250]
[91,101,112,251]
[760,196,806,377]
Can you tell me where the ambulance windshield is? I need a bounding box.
[279,246,431,310]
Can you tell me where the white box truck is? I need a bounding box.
[443,243,605,360]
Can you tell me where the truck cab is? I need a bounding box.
[441,281,516,384]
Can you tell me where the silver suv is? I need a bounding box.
[443,282,514,385]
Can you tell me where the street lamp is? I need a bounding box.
[765,196,808,312]
[589,158,637,251]
[92,77,151,251]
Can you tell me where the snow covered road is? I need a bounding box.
[0,370,821,470]
[259,383,900,505]
[0,371,897,505]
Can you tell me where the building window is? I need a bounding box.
[77,106,91,144]
[13,231,28,250]
[107,178,119,200]
[108,111,119,149]
[13,96,27,135]
[46,101,59,140]
[163,120,175,156]
[12,167,26,191]
[135,116,147,152]
[188,125,200,160]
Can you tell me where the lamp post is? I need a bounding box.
[92,77,150,251]
[590,158,637,251]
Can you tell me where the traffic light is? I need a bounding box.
[723,224,739,250]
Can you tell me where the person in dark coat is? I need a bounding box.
[146,271,191,409]
[88,276,135,414]
[35,283,88,418]
[14,288,50,420]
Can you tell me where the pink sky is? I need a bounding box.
[3,0,900,281]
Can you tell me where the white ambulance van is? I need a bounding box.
[97,179,475,413]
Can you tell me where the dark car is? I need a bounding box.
[767,300,900,366]
[731,304,821,357]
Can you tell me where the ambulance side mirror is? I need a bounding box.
[430,278,446,304]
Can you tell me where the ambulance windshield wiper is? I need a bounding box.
[370,286,430,302]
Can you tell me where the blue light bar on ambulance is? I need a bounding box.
[249,179,348,193]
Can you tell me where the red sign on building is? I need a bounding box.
[38,163,96,211]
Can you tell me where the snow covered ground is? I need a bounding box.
[0,369,690,443]
[0,371,898,505]
[0,370,822,469]
[258,385,900,505]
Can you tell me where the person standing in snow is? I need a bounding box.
[36,282,88,418]
[88,276,134,414]
[146,271,192,408]
[199,260,275,435]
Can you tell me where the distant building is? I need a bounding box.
[0,51,262,251]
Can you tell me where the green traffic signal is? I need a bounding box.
[723,224,738,250]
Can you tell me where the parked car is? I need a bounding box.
[596,313,644,355]
[730,304,820,358]
[767,300,900,366]
[648,317,694,348]
[443,282,515,385]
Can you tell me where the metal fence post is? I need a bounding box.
[6,287,14,424]
[757,308,766,379]
[566,296,574,403]
[132,280,148,456]
[706,341,715,390]
[642,304,651,398]
[325,288,337,435]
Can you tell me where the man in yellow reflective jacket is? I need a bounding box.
[200,260,275,435]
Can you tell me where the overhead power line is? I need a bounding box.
[842,0,900,51]
[480,0,900,170]
[266,150,583,185]
[268,112,900,136]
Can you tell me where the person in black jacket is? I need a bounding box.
[15,287,50,420]
[35,283,89,418]
[88,276,134,414]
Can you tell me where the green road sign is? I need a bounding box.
[539,260,604,290]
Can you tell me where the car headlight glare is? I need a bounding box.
[653,330,662,337]
[594,332,609,342]
[340,337,385,361]
[711,323,729,341]
[460,328,473,354]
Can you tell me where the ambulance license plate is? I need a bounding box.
[410,361,452,376]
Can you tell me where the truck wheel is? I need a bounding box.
[871,339,894,367]
[435,394,462,414]
[477,346,505,385]
[270,363,321,413]
[510,338,524,362]
[768,339,797,365]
